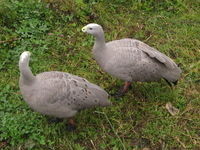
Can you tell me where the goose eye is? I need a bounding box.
[89,28,93,30]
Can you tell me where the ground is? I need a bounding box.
[0,0,200,149]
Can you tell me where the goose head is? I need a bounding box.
[82,23,104,37]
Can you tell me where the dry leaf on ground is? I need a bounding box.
[165,102,179,116]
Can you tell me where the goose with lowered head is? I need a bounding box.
[19,51,111,130]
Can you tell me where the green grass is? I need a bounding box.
[0,0,200,149]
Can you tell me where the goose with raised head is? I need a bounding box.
[82,23,181,96]
[19,51,111,130]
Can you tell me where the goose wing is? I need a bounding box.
[107,38,179,69]
[104,38,181,81]
[36,71,110,110]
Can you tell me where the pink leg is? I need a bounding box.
[114,81,132,97]
[67,119,76,131]
[69,119,75,125]
[122,81,132,93]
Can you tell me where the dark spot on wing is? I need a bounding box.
[64,73,68,77]
[72,80,78,87]
[73,80,77,84]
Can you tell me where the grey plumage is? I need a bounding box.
[82,23,181,83]
[19,51,111,119]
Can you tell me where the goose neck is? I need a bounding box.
[19,61,35,84]
[94,32,106,49]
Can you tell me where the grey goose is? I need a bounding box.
[19,51,111,129]
[82,23,181,96]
